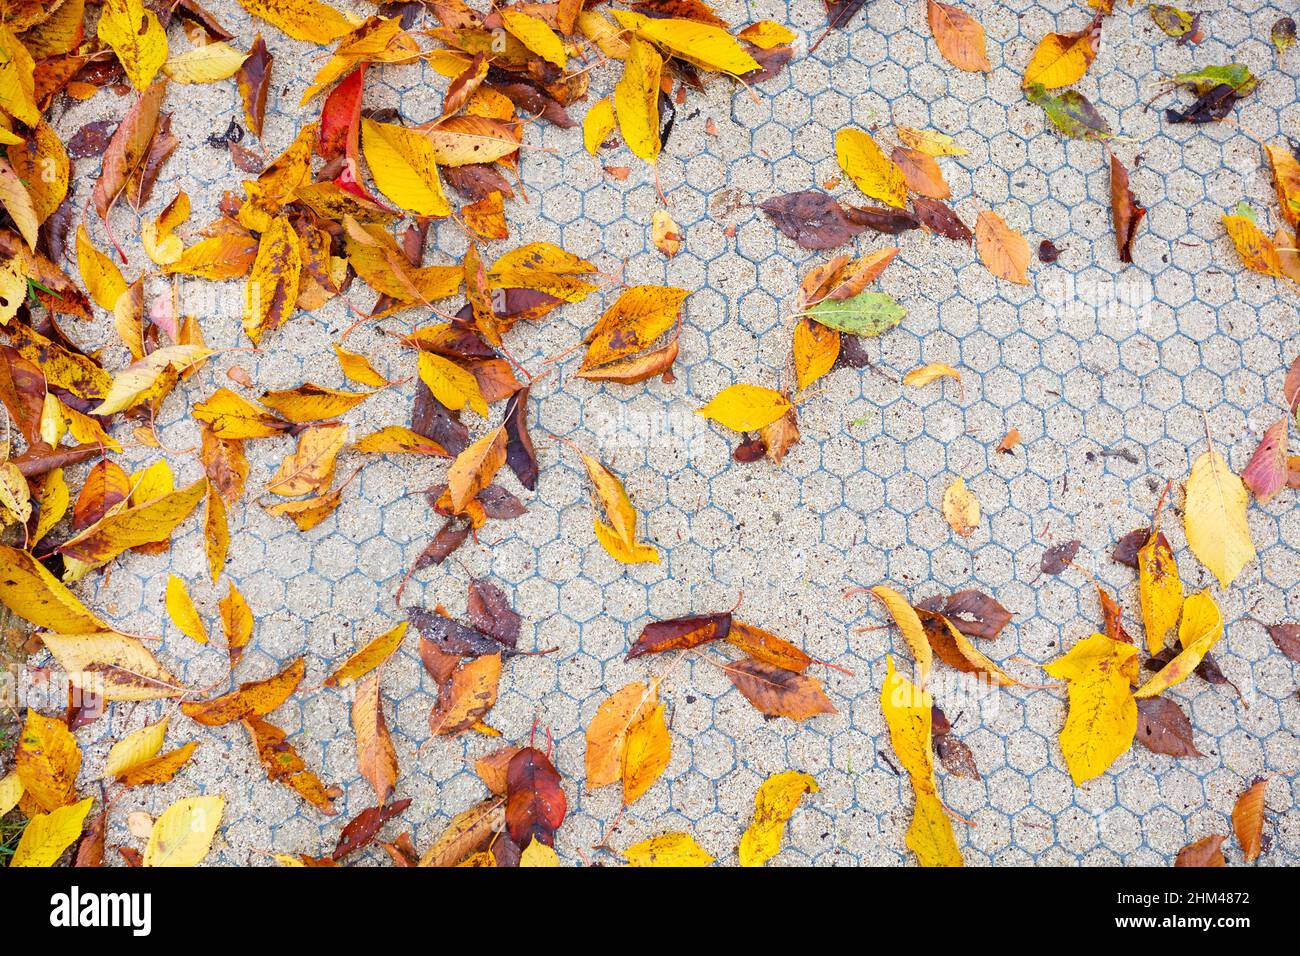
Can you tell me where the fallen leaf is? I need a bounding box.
[10,797,94,867]
[942,477,980,537]
[1135,697,1202,757]
[1184,445,1256,588]
[166,575,208,644]
[144,795,224,866]
[836,127,906,208]
[353,670,399,804]
[737,769,818,867]
[1043,633,1138,785]
[41,632,187,702]
[581,452,659,564]
[726,658,836,720]
[1022,14,1101,89]
[975,210,1030,284]
[927,0,990,72]
[1232,778,1268,864]
[623,832,714,866]
[506,746,567,849]
[1176,833,1227,867]
[1135,591,1223,698]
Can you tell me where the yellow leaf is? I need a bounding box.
[614,36,662,163]
[581,453,659,564]
[353,425,448,457]
[142,191,190,265]
[869,585,933,685]
[623,703,670,805]
[1222,212,1282,278]
[583,97,616,154]
[6,121,67,225]
[696,383,791,432]
[880,657,964,866]
[623,832,714,866]
[422,116,519,167]
[333,343,389,386]
[267,423,348,496]
[116,741,199,787]
[904,362,961,389]
[976,209,1030,284]
[585,680,659,789]
[835,128,907,208]
[631,16,760,75]
[1022,19,1100,89]
[60,478,206,568]
[501,10,567,68]
[92,344,213,415]
[17,711,81,811]
[447,426,507,513]
[205,482,229,582]
[1135,592,1223,698]
[1043,633,1138,785]
[76,225,127,313]
[259,382,373,422]
[181,659,307,728]
[418,798,504,866]
[737,20,796,49]
[520,840,560,866]
[417,352,488,417]
[11,797,93,867]
[32,468,69,546]
[580,285,688,375]
[324,621,407,688]
[264,487,345,531]
[1184,447,1256,588]
[244,215,302,344]
[0,461,30,523]
[104,717,168,779]
[97,0,168,90]
[220,581,254,663]
[1264,143,1300,229]
[164,42,249,84]
[194,387,290,439]
[487,242,598,301]
[738,769,818,867]
[235,0,354,45]
[165,229,258,280]
[362,118,450,217]
[166,575,208,644]
[896,127,968,157]
[0,544,109,632]
[0,770,23,817]
[41,632,187,701]
[144,795,224,866]
[0,24,39,126]
[1138,530,1182,654]
[927,0,991,72]
[942,476,979,537]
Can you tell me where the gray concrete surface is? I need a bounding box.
[20,0,1300,864]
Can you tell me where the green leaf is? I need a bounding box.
[1026,84,1112,140]
[1170,64,1258,95]
[805,291,906,336]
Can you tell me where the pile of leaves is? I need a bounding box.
[0,0,1295,868]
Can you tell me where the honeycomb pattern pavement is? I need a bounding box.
[19,0,1300,865]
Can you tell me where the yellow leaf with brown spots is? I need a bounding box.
[10,797,93,867]
[447,425,507,513]
[259,382,374,422]
[1138,530,1182,654]
[614,35,662,163]
[181,658,304,726]
[267,423,348,497]
[16,711,82,811]
[868,585,934,685]
[737,769,818,867]
[325,621,408,688]
[98,0,168,91]
[244,214,302,344]
[942,476,980,537]
[40,632,188,702]
[836,127,907,207]
[1044,632,1138,785]
[0,544,109,632]
[1135,591,1223,698]
[623,832,714,866]
[144,795,224,865]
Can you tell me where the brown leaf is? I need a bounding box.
[931,705,980,779]
[1232,778,1268,863]
[505,746,567,848]
[1266,622,1300,662]
[627,612,732,659]
[93,79,167,218]
[726,658,836,720]
[1111,527,1150,567]
[236,33,271,138]
[332,799,411,861]
[927,0,991,72]
[429,653,501,735]
[502,385,538,491]
[911,196,972,242]
[917,589,1013,641]
[467,579,521,648]
[1175,834,1226,867]
[1109,152,1146,263]
[1135,697,1202,757]
[1040,539,1081,575]
[760,190,866,250]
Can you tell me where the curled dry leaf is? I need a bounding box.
[580,452,659,564]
